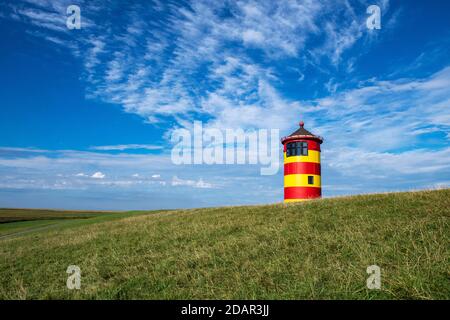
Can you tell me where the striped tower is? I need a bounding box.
[281,121,323,202]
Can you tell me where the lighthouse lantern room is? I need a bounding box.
[281,121,323,202]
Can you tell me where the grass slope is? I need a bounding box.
[0,189,449,299]
[0,210,164,238]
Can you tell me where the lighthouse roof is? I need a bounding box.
[289,125,315,137]
[281,121,323,144]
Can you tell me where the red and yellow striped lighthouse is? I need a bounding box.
[281,121,323,202]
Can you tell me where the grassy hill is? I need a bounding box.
[0,189,449,299]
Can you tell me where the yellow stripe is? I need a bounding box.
[284,150,320,164]
[284,174,321,187]
[284,199,308,203]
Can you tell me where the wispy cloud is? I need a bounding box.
[307,66,450,152]
[90,144,163,151]
[0,148,272,209]
[171,175,215,189]
[2,0,391,127]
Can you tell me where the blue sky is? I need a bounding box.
[0,0,449,210]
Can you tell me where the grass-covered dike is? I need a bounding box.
[0,189,449,299]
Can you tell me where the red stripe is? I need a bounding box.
[284,162,321,175]
[282,140,321,152]
[284,187,321,199]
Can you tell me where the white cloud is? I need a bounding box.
[325,146,450,176]
[0,147,48,153]
[91,172,105,179]
[315,20,363,66]
[90,144,163,151]
[242,29,265,45]
[151,174,161,178]
[305,66,450,153]
[171,175,214,189]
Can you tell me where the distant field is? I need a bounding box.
[0,208,112,223]
[0,209,160,239]
[0,208,120,238]
[0,189,449,299]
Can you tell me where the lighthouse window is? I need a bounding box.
[308,176,314,185]
[286,142,308,157]
[301,142,308,155]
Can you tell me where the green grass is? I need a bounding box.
[0,208,114,223]
[0,220,60,237]
[0,189,449,299]
[0,210,163,238]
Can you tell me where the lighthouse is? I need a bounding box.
[281,121,323,202]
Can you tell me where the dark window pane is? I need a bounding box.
[302,142,308,155]
[302,147,308,155]
[308,176,314,185]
